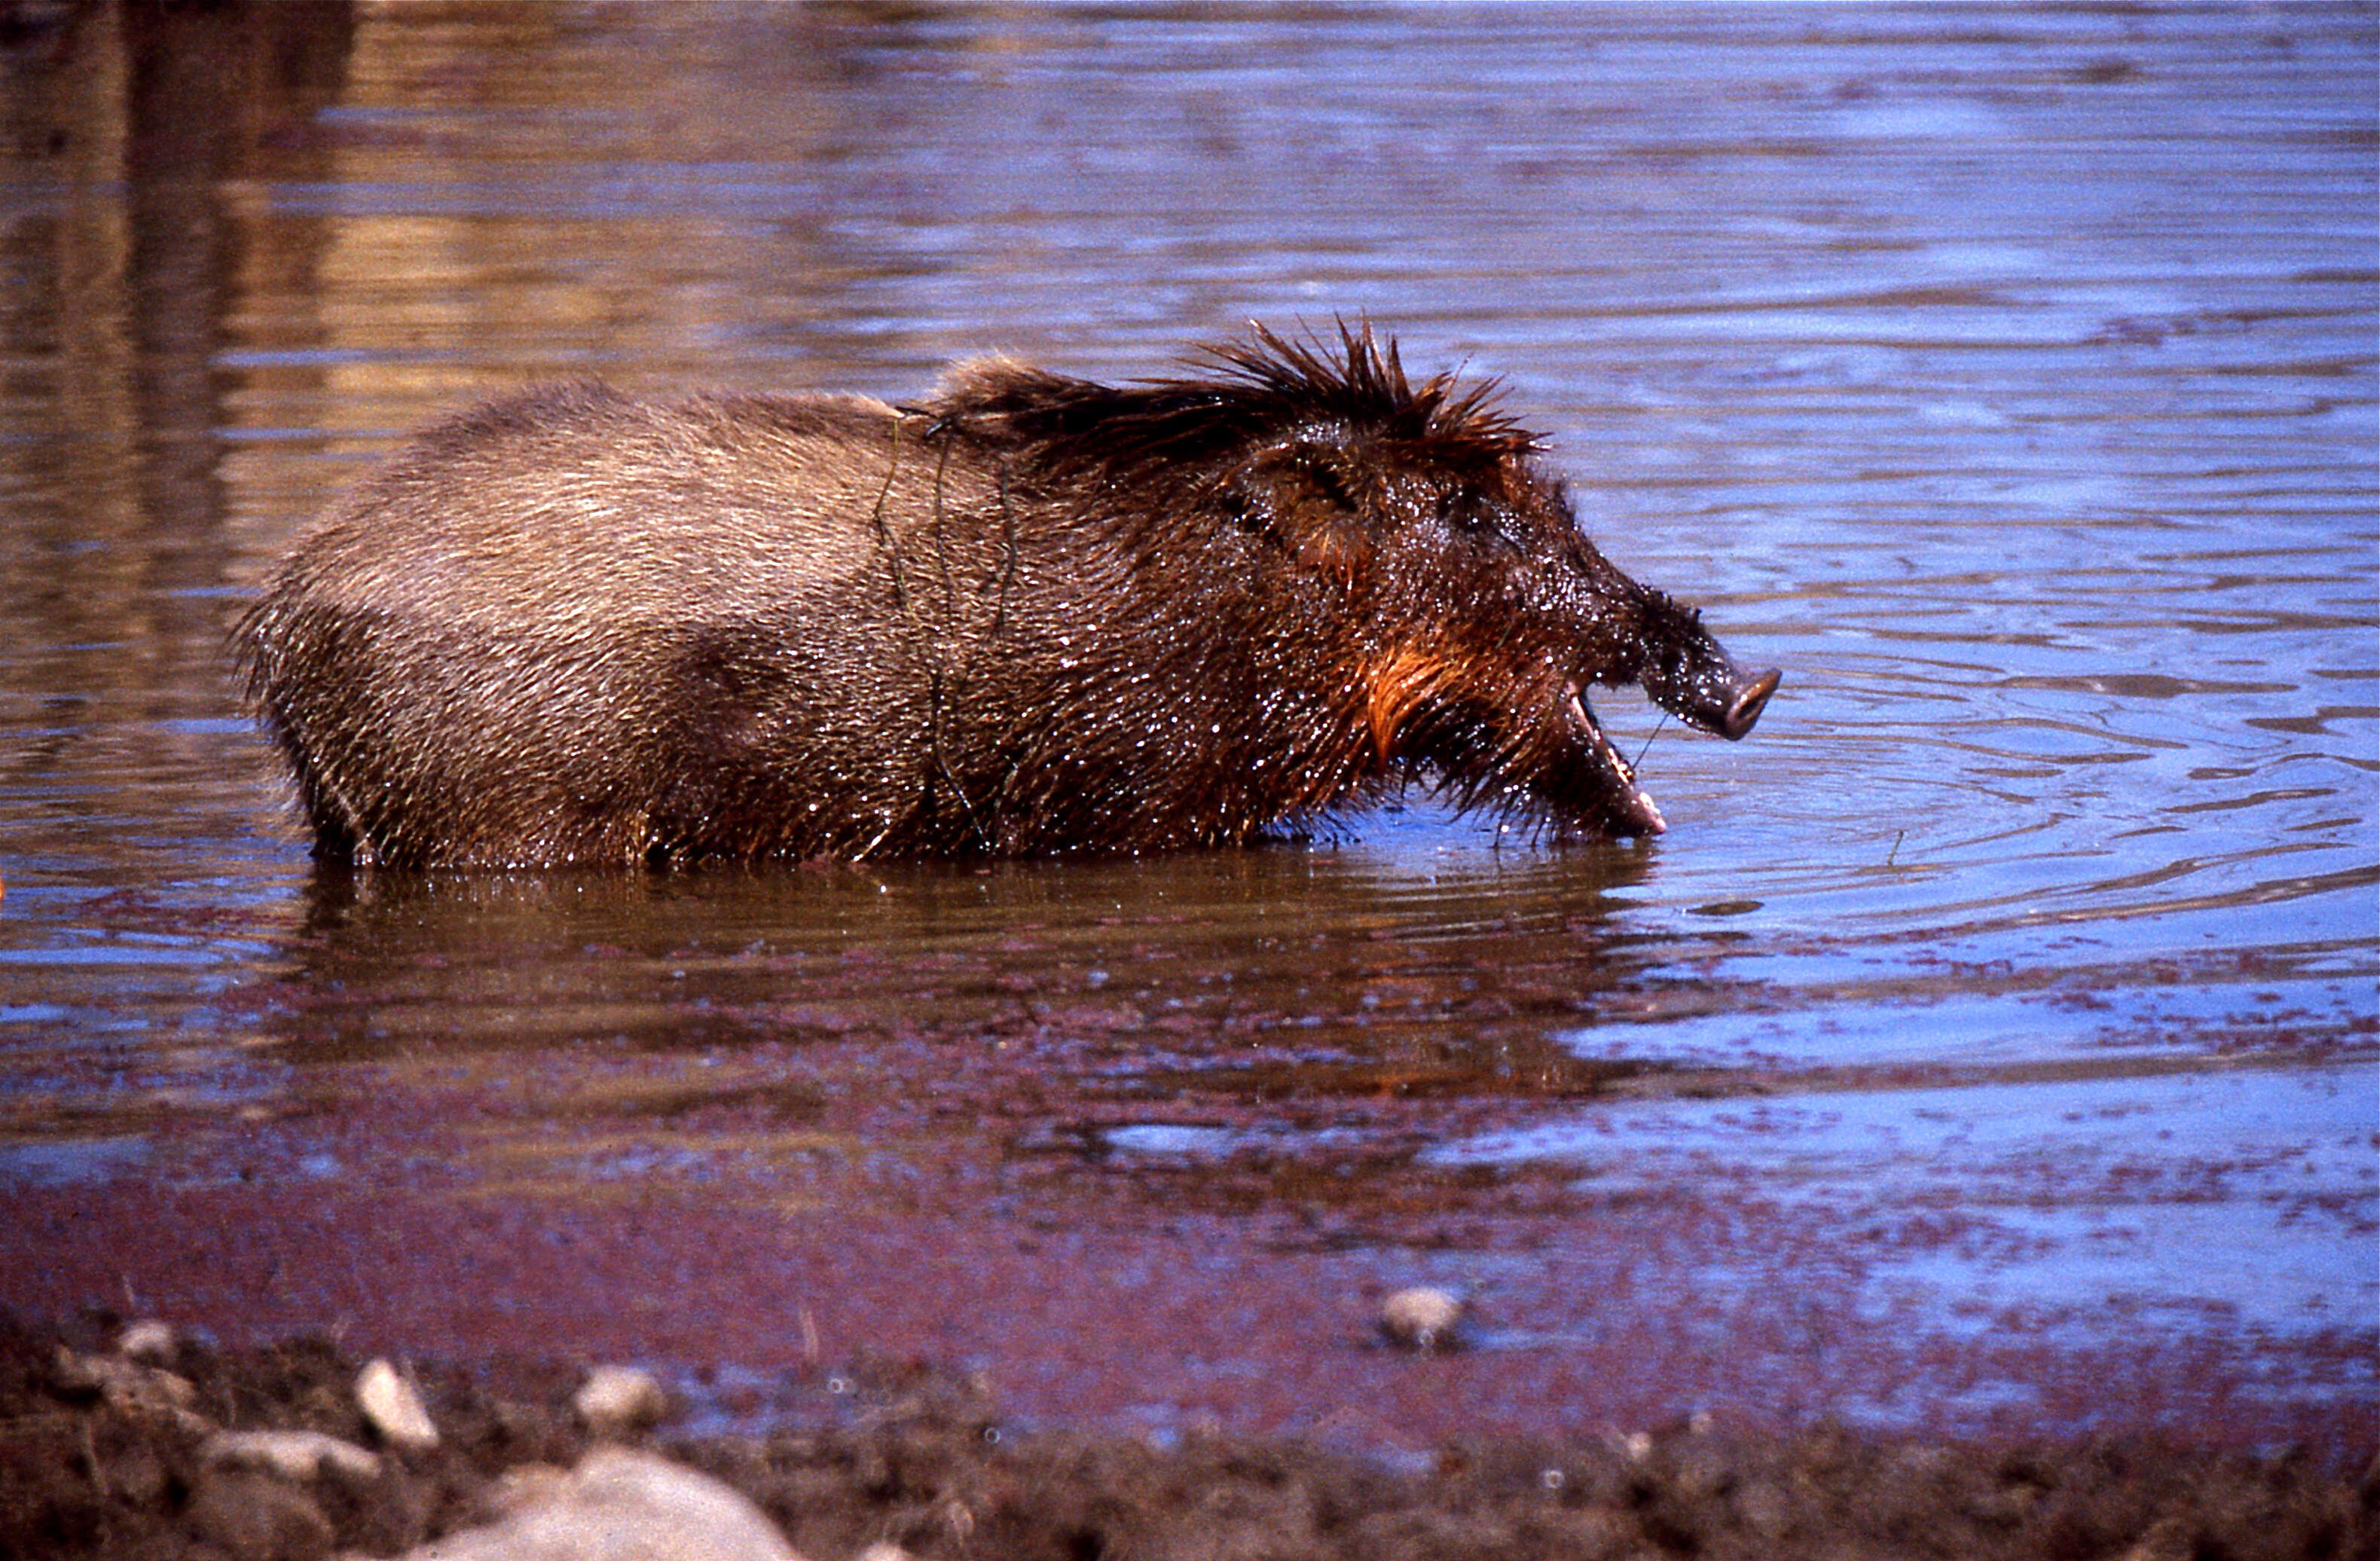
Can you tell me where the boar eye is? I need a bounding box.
[1227,449,1363,539]
[1301,459,1359,514]
[1438,488,1511,545]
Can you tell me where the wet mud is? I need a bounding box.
[5,1311,2371,1561]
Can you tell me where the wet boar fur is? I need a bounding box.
[240,326,1774,867]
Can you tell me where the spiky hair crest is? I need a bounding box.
[930,322,1543,483]
[1182,321,1539,460]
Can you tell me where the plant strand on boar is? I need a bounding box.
[238,325,1777,867]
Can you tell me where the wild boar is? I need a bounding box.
[238,325,1777,866]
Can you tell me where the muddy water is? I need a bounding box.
[1,5,2373,1451]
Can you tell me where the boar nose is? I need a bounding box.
[1719,667,1780,741]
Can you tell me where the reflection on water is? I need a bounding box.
[0,2,2372,1444]
[265,824,1658,1071]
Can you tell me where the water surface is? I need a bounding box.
[1,2,2372,1451]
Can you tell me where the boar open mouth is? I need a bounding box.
[1532,660,1779,839]
[1560,683,1667,838]
[1400,674,1683,840]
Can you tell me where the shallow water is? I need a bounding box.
[1,3,2373,1450]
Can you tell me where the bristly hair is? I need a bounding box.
[930,320,1544,484]
[1187,320,1538,460]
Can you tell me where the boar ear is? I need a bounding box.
[1223,443,1371,554]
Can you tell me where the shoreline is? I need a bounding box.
[6,1309,2372,1561]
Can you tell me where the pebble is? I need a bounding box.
[203,1428,383,1483]
[356,1358,440,1452]
[54,1348,209,1434]
[386,1446,808,1561]
[116,1318,180,1363]
[1377,1286,1465,1352]
[575,1364,671,1435]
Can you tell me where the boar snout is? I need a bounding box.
[1715,666,1780,740]
[1634,597,1780,741]
[1651,655,1779,741]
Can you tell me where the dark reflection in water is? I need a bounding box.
[280,835,1657,1067]
[0,2,2372,1447]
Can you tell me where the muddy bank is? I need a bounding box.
[3,1311,2369,1561]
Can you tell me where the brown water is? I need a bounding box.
[1,3,2373,1451]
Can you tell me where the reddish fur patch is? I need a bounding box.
[1363,648,1459,764]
